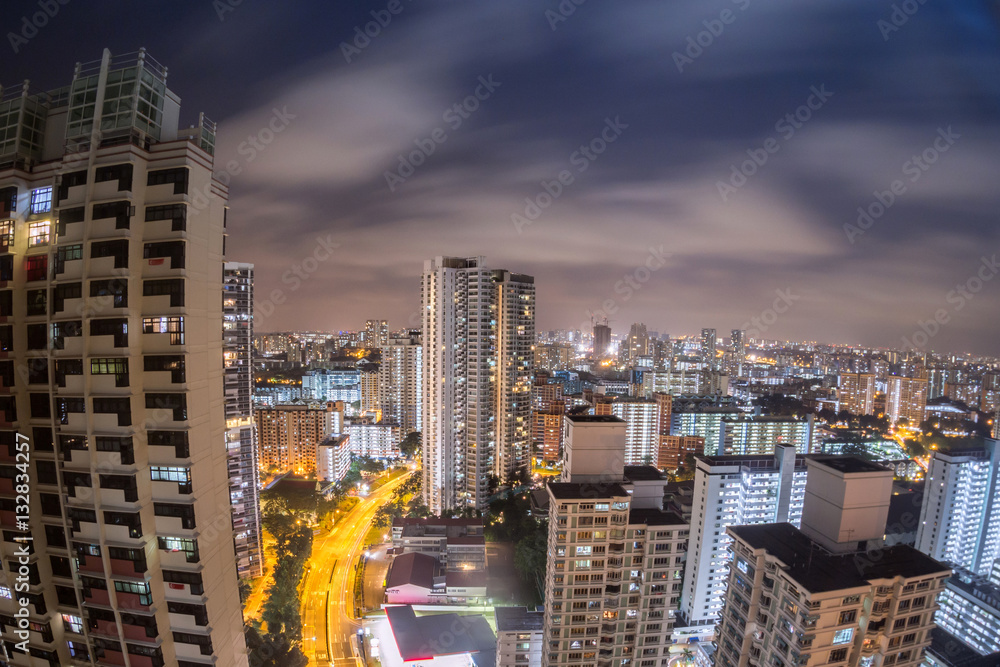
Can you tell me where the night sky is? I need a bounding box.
[4,0,1000,354]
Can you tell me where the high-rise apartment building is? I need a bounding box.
[301,368,361,404]
[838,372,877,415]
[607,394,672,466]
[223,262,262,578]
[593,322,611,360]
[378,334,422,435]
[718,415,814,456]
[625,322,648,363]
[421,257,534,514]
[365,319,388,348]
[677,446,807,638]
[933,564,1000,656]
[916,438,1000,576]
[886,376,928,425]
[255,403,335,474]
[359,361,379,414]
[701,328,718,371]
[495,269,535,483]
[0,49,247,665]
[715,457,950,667]
[543,416,688,667]
[728,329,745,377]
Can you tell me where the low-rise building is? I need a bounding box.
[391,518,487,572]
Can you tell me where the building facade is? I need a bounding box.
[421,257,535,514]
[916,438,1000,576]
[886,376,929,425]
[222,262,263,579]
[254,403,334,474]
[0,49,247,665]
[378,334,421,435]
[838,372,876,415]
[543,416,689,667]
[716,457,950,667]
[678,446,807,638]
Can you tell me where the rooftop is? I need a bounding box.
[809,455,888,474]
[386,552,437,590]
[548,482,631,500]
[494,606,544,633]
[566,414,625,423]
[385,605,496,666]
[927,627,1000,667]
[729,523,949,593]
[624,465,666,481]
[628,508,687,527]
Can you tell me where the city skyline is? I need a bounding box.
[5,1,999,353]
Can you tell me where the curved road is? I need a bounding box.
[302,473,412,666]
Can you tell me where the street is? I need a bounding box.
[301,473,412,667]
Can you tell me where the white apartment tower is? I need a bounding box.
[916,438,1000,576]
[715,457,950,667]
[677,446,807,639]
[544,416,688,667]
[421,257,534,514]
[223,262,262,579]
[378,333,422,435]
[0,49,248,665]
[701,328,718,372]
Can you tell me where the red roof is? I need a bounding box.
[386,552,437,590]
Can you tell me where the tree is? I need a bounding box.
[245,623,307,667]
[400,431,422,458]
[514,522,547,602]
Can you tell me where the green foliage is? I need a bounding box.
[245,623,307,667]
[260,523,312,638]
[513,523,547,602]
[669,453,698,482]
[400,431,422,458]
[485,491,534,542]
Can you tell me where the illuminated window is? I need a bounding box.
[62,614,83,634]
[151,466,191,483]
[0,220,11,246]
[0,586,10,599]
[30,187,52,214]
[833,628,853,645]
[28,220,51,247]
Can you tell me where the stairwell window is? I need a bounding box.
[30,187,52,214]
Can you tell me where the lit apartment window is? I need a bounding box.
[0,220,12,247]
[28,220,51,247]
[30,187,52,214]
